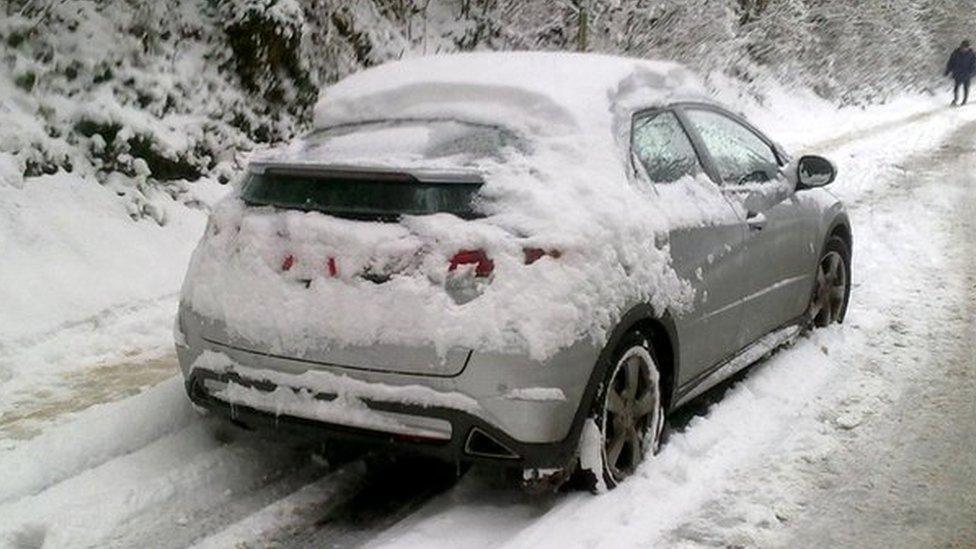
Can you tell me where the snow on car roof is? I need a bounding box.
[314,52,709,137]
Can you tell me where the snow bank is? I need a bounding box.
[0,152,23,189]
[0,173,218,345]
[0,377,194,504]
[0,170,226,409]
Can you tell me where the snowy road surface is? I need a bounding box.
[2,102,976,548]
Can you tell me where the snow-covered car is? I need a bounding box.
[175,52,851,489]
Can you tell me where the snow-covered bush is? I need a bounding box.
[0,0,311,222]
[217,0,317,138]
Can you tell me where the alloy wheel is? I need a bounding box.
[601,345,662,484]
[810,250,848,327]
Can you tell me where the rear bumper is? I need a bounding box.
[176,307,601,469]
[185,368,580,468]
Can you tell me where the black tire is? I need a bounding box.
[579,331,666,491]
[809,235,852,328]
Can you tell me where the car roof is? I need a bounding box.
[313,52,711,138]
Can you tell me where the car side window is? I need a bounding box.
[684,109,780,185]
[631,111,703,184]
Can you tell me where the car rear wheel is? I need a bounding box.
[594,332,665,489]
[809,236,851,328]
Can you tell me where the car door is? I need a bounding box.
[629,109,749,387]
[679,106,814,349]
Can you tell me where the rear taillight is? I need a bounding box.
[446,249,493,305]
[280,254,338,278]
[448,249,494,278]
[523,248,562,265]
[442,246,562,305]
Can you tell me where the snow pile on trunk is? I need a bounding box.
[182,53,716,360]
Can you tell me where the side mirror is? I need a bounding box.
[796,155,837,189]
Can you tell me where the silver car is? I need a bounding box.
[176,54,851,490]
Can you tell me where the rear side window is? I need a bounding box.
[241,169,483,221]
[631,111,703,184]
[684,109,780,185]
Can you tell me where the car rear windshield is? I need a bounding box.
[301,119,522,166]
[240,169,483,221]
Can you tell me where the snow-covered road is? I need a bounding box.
[2,102,975,548]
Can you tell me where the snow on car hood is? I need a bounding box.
[181,53,721,360]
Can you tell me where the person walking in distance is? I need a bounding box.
[946,40,976,106]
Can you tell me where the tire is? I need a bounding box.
[809,235,852,328]
[582,331,666,491]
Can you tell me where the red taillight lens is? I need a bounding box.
[523,248,545,265]
[280,254,339,278]
[449,249,494,277]
[523,248,562,265]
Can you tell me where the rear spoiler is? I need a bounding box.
[248,162,484,185]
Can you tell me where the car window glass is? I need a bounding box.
[302,120,523,168]
[685,109,779,185]
[631,111,703,184]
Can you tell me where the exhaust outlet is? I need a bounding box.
[464,427,519,460]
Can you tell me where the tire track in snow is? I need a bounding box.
[0,378,195,506]
[805,106,951,154]
[191,457,466,549]
[1,405,348,548]
[189,461,371,549]
[0,354,177,441]
[0,293,183,449]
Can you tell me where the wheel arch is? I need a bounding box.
[594,304,680,413]
[551,303,682,475]
[827,212,853,253]
[629,316,678,412]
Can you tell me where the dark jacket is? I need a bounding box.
[946,47,976,80]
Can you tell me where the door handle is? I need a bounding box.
[747,212,767,231]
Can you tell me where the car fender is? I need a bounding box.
[800,188,850,265]
[575,304,681,421]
